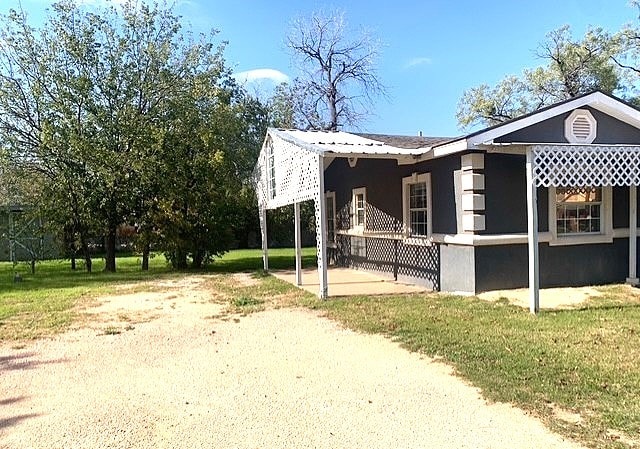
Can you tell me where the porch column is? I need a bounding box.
[316,156,328,299]
[259,207,268,271]
[526,148,540,314]
[294,202,302,286]
[627,186,638,285]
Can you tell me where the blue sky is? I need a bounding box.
[11,0,640,137]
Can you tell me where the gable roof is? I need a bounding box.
[267,91,640,162]
[432,90,640,157]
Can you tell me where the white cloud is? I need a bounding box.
[233,68,290,85]
[404,57,432,69]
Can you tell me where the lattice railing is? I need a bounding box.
[532,145,640,187]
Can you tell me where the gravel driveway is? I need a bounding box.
[0,275,584,449]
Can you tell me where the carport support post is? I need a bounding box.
[294,202,302,286]
[526,148,540,314]
[627,185,638,285]
[316,156,328,299]
[260,207,269,271]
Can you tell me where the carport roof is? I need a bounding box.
[268,128,455,156]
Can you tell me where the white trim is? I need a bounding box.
[294,202,302,286]
[461,153,484,171]
[431,232,553,246]
[317,157,328,299]
[335,229,637,246]
[548,186,613,246]
[629,186,638,284]
[352,187,367,232]
[402,172,433,241]
[526,148,540,314]
[461,173,485,191]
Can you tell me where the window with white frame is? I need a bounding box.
[266,140,276,199]
[352,187,366,230]
[402,173,432,238]
[556,187,601,234]
[549,186,612,244]
[325,191,336,244]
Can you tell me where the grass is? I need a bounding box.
[312,290,640,449]
[0,248,313,339]
[208,247,317,273]
[3,247,640,448]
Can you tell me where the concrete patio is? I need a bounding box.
[271,267,428,297]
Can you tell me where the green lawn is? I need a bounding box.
[2,248,640,448]
[314,290,640,449]
[0,248,315,340]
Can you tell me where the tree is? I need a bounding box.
[457,26,620,129]
[286,10,385,130]
[0,0,263,272]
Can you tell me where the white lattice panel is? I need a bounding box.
[253,130,329,297]
[533,145,640,187]
[254,133,320,210]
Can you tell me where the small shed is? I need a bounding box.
[253,91,640,312]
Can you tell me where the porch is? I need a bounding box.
[271,267,428,297]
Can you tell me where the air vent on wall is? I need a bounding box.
[565,109,597,144]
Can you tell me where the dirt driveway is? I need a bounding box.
[1,275,584,449]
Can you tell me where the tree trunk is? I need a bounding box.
[173,249,188,269]
[80,234,92,273]
[141,242,150,271]
[30,258,36,274]
[71,256,76,271]
[192,250,204,269]
[104,226,117,272]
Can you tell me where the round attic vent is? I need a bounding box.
[565,109,597,144]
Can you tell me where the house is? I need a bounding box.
[253,91,640,312]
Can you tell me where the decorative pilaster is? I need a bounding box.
[460,153,485,232]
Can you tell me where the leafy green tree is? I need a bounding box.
[0,0,264,271]
[457,26,620,129]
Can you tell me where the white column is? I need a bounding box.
[8,208,15,266]
[294,201,302,286]
[316,156,328,299]
[526,148,540,314]
[259,207,268,271]
[627,185,638,285]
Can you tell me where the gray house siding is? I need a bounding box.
[474,239,635,292]
[483,153,527,234]
[495,107,640,144]
[324,155,460,290]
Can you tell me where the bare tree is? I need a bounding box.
[286,10,385,131]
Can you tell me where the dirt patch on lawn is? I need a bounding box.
[76,274,220,331]
[478,286,603,309]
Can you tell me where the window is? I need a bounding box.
[556,187,601,235]
[402,173,432,239]
[352,187,366,230]
[351,236,366,257]
[549,186,612,245]
[266,140,276,199]
[325,191,336,244]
